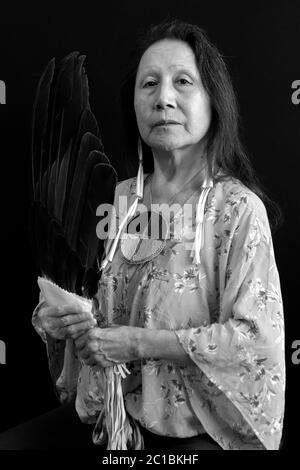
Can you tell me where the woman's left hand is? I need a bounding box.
[74,326,140,367]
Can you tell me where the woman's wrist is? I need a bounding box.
[135,327,194,365]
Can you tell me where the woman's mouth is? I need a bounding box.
[153,120,181,127]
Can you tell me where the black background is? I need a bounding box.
[0,0,299,451]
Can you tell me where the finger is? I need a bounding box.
[75,327,103,349]
[39,305,77,319]
[59,312,96,328]
[40,316,62,332]
[42,328,66,340]
[60,303,88,315]
[74,332,89,350]
[71,328,93,341]
[39,306,61,319]
[41,316,95,335]
[69,324,98,341]
[74,334,92,351]
[63,321,97,339]
[88,339,100,353]
[74,328,97,349]
[77,339,100,359]
[42,304,91,318]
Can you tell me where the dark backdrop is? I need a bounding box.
[0,0,299,451]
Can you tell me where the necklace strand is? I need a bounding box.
[120,164,208,264]
[148,163,207,208]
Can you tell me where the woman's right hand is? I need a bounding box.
[38,303,97,340]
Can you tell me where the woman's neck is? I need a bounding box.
[150,148,208,203]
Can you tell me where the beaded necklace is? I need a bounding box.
[120,167,207,264]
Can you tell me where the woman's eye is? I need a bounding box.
[177,78,192,85]
[143,80,157,88]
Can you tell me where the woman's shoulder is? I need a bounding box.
[210,174,269,225]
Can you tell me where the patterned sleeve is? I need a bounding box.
[32,294,72,403]
[175,196,285,449]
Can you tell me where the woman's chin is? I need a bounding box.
[149,138,182,152]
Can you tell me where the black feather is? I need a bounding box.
[31,57,55,201]
[31,52,118,296]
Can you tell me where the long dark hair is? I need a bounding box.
[118,19,283,231]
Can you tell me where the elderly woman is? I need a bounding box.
[2,20,284,451]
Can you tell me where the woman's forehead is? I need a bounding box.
[137,39,198,74]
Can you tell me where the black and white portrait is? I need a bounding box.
[0,1,299,461]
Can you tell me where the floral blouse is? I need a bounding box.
[32,173,285,450]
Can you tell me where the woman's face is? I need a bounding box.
[134,39,211,153]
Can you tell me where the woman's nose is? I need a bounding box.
[154,83,176,110]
